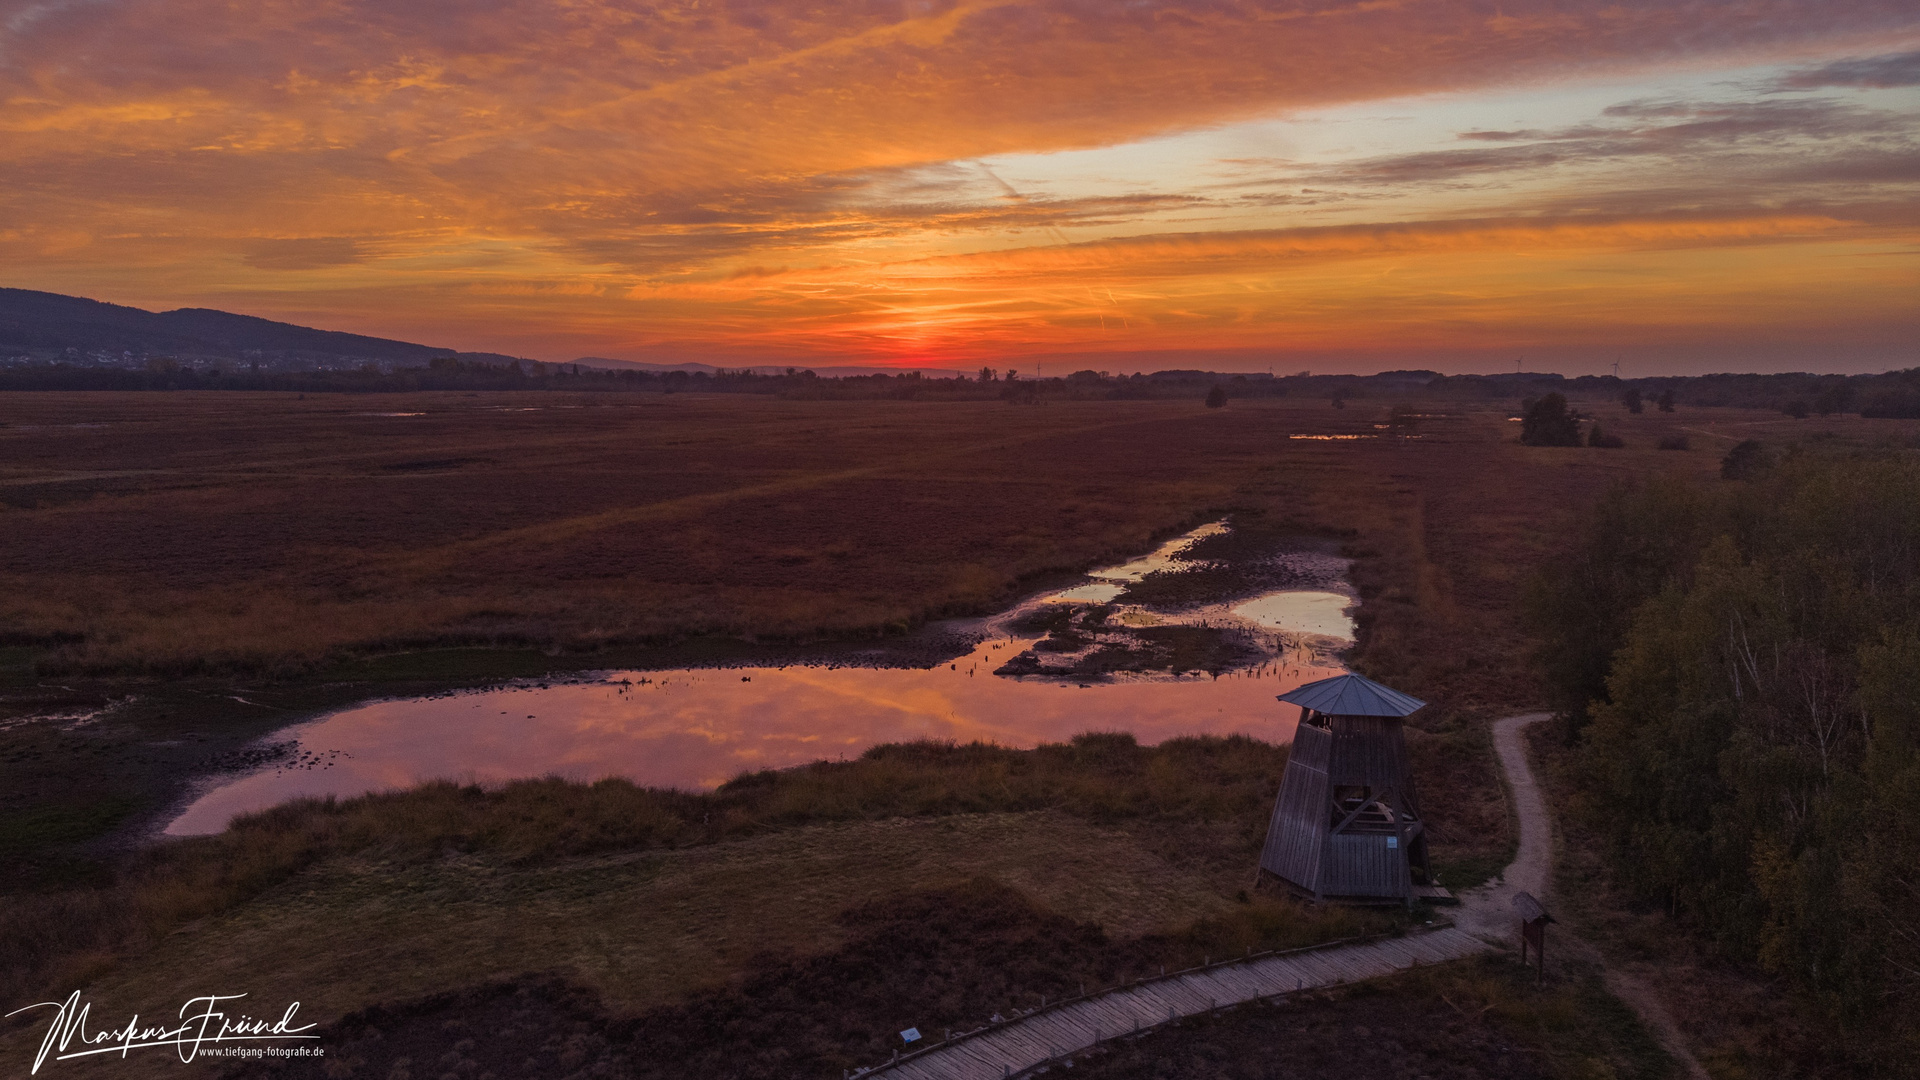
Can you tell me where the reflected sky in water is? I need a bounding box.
[167,637,1338,834]
[1231,591,1355,641]
[168,519,1349,835]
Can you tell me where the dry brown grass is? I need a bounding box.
[0,734,1291,1006]
[6,390,1881,1075]
[0,392,1268,673]
[1,392,1821,916]
[6,814,1245,1075]
[0,736,1388,1079]
[216,879,1382,1080]
[0,389,1786,678]
[1066,953,1677,1080]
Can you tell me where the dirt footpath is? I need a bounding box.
[1458,713,1710,1080]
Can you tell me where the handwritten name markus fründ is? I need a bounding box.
[6,991,319,1073]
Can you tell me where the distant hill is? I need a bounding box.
[0,288,470,366]
[0,290,968,376]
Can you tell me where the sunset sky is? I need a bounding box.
[3,1,1918,372]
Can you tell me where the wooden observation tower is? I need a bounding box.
[1257,673,1448,904]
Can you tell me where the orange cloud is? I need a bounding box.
[0,1,1917,367]
[591,212,1918,360]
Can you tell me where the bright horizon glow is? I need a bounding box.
[2,1,1918,374]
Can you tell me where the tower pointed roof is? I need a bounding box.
[1277,672,1426,717]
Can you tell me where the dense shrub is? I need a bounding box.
[1720,439,1772,480]
[1519,393,1581,446]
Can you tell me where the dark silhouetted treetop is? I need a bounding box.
[1520,392,1582,446]
[1721,439,1773,480]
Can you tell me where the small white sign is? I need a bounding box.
[900,1028,922,1044]
[1386,836,1398,849]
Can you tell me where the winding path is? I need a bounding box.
[858,713,1568,1080]
[1479,714,1710,1080]
[857,712,1711,1080]
[1453,712,1555,938]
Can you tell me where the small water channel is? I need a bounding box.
[167,523,1358,835]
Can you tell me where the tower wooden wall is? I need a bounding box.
[1259,709,1429,903]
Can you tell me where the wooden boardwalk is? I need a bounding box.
[857,925,1489,1079]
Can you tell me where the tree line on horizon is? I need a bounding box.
[5,354,1920,416]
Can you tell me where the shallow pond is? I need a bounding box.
[167,524,1356,835]
[1230,591,1355,640]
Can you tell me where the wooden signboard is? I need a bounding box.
[1511,890,1554,983]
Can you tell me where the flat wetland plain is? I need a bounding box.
[3,389,1893,1077]
[2,392,1294,671]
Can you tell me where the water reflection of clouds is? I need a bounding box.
[1231,591,1356,641]
[1050,583,1126,603]
[168,520,1352,836]
[168,634,1338,836]
[1087,520,1227,584]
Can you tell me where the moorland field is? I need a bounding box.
[2,388,1912,1077]
[0,390,1685,873]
